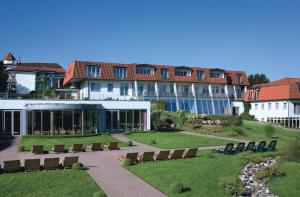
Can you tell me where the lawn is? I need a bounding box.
[269,162,300,197]
[189,120,300,149]
[0,170,103,197]
[20,134,127,151]
[127,151,245,197]
[125,132,235,148]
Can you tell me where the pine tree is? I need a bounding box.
[0,62,8,92]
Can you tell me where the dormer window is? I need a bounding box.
[86,65,100,77]
[175,68,192,77]
[161,69,169,79]
[114,67,127,79]
[197,71,204,80]
[210,71,224,78]
[249,90,253,100]
[136,66,154,74]
[237,74,243,84]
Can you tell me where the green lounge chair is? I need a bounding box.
[244,141,256,151]
[233,142,245,154]
[138,152,155,163]
[266,140,277,151]
[212,143,234,154]
[169,149,185,160]
[182,148,198,159]
[255,141,267,152]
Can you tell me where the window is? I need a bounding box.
[138,85,144,96]
[175,69,191,76]
[91,83,101,92]
[275,103,279,109]
[255,104,258,110]
[210,72,224,78]
[114,67,127,79]
[268,103,271,110]
[249,90,253,100]
[86,65,100,77]
[161,69,169,79]
[261,103,264,110]
[136,67,154,74]
[283,103,287,109]
[170,85,174,94]
[212,87,219,94]
[107,84,113,92]
[255,89,260,100]
[181,85,189,93]
[197,71,204,80]
[120,84,129,96]
[147,84,155,96]
[295,103,300,114]
[158,85,167,95]
[221,88,225,94]
[237,74,243,84]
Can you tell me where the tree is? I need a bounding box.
[248,73,270,86]
[0,62,8,92]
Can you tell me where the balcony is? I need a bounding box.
[212,93,228,98]
[195,92,210,98]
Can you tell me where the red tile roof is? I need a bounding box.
[4,52,16,61]
[10,63,65,74]
[63,60,249,86]
[245,78,300,101]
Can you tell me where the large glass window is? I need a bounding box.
[175,70,191,76]
[120,84,129,96]
[86,65,100,77]
[84,110,97,134]
[42,110,51,134]
[138,85,144,96]
[134,110,140,129]
[120,110,126,131]
[114,67,127,79]
[107,84,113,92]
[33,111,41,134]
[147,84,155,96]
[63,110,73,131]
[127,110,133,130]
[91,83,101,92]
[4,111,11,135]
[74,110,82,134]
[53,110,62,132]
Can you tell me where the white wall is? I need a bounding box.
[80,80,134,100]
[249,101,300,121]
[232,101,244,115]
[15,72,36,94]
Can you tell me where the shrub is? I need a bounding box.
[18,145,25,152]
[256,164,286,180]
[150,140,156,144]
[239,151,263,163]
[151,110,163,130]
[233,127,244,136]
[161,111,186,128]
[170,181,184,193]
[233,116,243,126]
[126,140,133,146]
[240,112,255,120]
[203,152,215,159]
[93,191,107,197]
[151,100,165,111]
[124,131,132,135]
[176,110,187,118]
[286,137,300,162]
[123,158,133,166]
[264,124,275,138]
[219,176,245,196]
[72,163,81,170]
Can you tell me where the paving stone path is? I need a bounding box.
[0,133,244,197]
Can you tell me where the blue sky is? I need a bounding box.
[1,0,299,80]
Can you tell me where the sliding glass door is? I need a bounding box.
[4,111,21,136]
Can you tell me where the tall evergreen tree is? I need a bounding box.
[0,62,8,92]
[248,73,270,86]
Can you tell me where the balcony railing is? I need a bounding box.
[158,92,175,97]
[0,92,78,100]
[212,93,228,98]
[195,92,210,98]
[177,92,194,97]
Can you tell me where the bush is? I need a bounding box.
[150,140,156,144]
[123,158,133,166]
[207,115,242,126]
[219,176,245,196]
[203,152,215,159]
[124,131,132,135]
[176,110,187,118]
[233,116,243,126]
[151,110,163,130]
[264,124,275,138]
[240,112,255,120]
[72,163,81,170]
[161,111,186,128]
[93,191,107,197]
[19,145,25,152]
[286,137,300,162]
[233,127,244,136]
[170,181,184,193]
[126,140,133,146]
[255,164,286,180]
[151,100,165,111]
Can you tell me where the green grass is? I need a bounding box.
[20,134,127,151]
[126,132,235,148]
[127,151,245,197]
[269,162,300,197]
[0,170,102,197]
[188,120,300,149]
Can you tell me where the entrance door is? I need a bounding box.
[4,111,21,136]
[105,110,119,132]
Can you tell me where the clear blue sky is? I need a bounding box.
[1,0,299,80]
